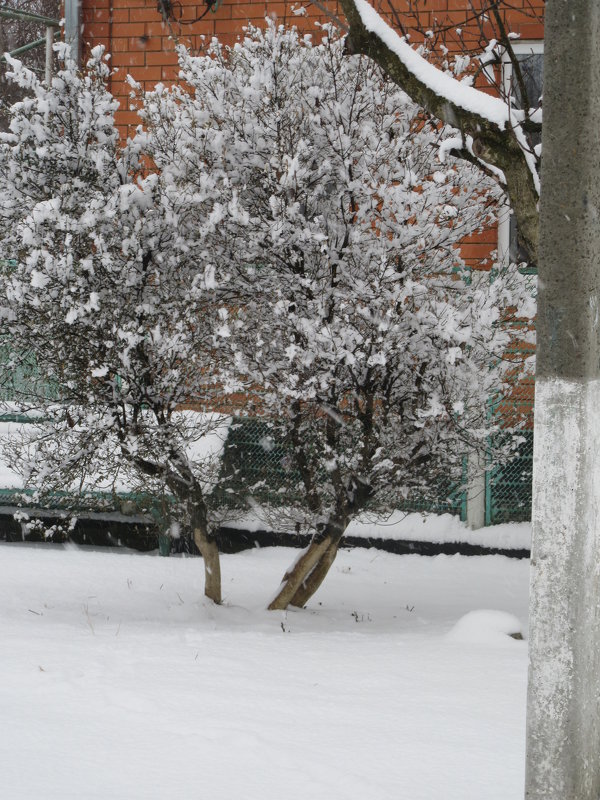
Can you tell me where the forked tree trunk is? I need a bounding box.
[289,539,339,608]
[269,475,373,610]
[193,525,222,605]
[268,519,348,611]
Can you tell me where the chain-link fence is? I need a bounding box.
[0,403,534,524]
[0,346,61,405]
[486,430,533,524]
[217,417,467,518]
[219,416,535,524]
[217,418,297,504]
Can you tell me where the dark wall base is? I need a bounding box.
[0,510,530,560]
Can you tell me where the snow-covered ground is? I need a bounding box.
[229,509,532,551]
[0,541,530,800]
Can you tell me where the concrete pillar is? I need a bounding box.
[466,449,485,530]
[525,2,600,798]
[64,0,80,67]
[44,26,54,85]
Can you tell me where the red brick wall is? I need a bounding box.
[81,0,544,134]
[80,0,543,273]
[82,0,345,136]
[370,0,544,37]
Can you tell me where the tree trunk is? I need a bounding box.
[165,458,222,605]
[289,539,339,608]
[127,444,223,605]
[193,525,222,605]
[268,519,347,611]
[188,487,222,605]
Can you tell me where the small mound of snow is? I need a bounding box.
[446,609,524,645]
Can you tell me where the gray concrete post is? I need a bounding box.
[45,26,54,85]
[64,0,80,67]
[525,1,600,798]
[466,449,485,530]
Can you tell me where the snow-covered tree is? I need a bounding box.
[141,23,533,609]
[0,46,234,603]
[337,0,544,264]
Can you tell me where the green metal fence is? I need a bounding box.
[219,417,534,524]
[218,418,295,502]
[486,430,533,524]
[217,417,467,519]
[0,411,534,523]
[0,347,61,404]
[0,373,534,523]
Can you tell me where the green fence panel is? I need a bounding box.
[0,346,61,405]
[216,417,466,519]
[215,418,301,506]
[486,430,533,524]
[219,416,535,524]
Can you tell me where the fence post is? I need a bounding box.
[465,449,485,529]
[64,0,80,67]
[44,25,54,85]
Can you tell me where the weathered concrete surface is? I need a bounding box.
[527,380,600,799]
[526,1,600,798]
[466,450,485,530]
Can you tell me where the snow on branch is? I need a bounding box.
[352,0,510,129]
[339,0,541,262]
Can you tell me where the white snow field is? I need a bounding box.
[0,541,530,800]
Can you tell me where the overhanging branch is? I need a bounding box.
[338,0,539,263]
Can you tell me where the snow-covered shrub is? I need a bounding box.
[0,45,233,602]
[0,27,533,610]
[137,22,533,608]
